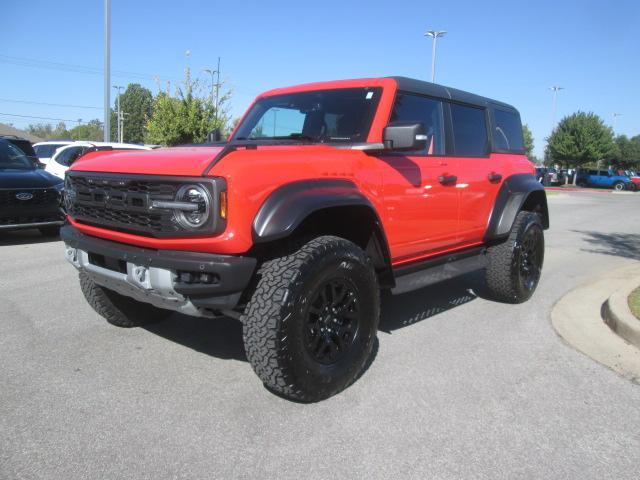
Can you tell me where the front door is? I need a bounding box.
[377,93,459,262]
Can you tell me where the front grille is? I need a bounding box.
[65,172,224,238]
[0,188,60,208]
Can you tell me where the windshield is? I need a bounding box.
[0,140,36,170]
[233,87,382,143]
[35,144,65,158]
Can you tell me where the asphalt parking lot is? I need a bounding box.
[1,191,639,480]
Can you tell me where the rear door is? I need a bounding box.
[454,103,503,243]
[377,93,459,261]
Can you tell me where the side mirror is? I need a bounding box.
[208,128,222,142]
[383,122,427,151]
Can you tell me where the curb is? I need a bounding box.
[603,279,640,348]
[551,263,640,383]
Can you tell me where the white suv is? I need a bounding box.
[33,141,74,165]
[45,142,152,179]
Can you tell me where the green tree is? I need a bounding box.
[26,122,70,140]
[69,119,103,141]
[612,135,640,170]
[110,84,153,143]
[546,112,616,183]
[145,69,228,146]
[522,124,534,159]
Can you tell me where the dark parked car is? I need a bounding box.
[0,137,65,236]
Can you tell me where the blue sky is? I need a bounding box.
[2,0,638,156]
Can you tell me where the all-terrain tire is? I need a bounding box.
[79,272,172,327]
[241,236,380,402]
[485,211,544,304]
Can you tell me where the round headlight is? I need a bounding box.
[173,184,211,229]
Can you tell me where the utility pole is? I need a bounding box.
[424,30,446,83]
[113,85,123,143]
[202,68,216,104]
[120,112,130,143]
[549,86,564,129]
[103,0,110,142]
[215,57,221,126]
[203,57,222,127]
[612,113,622,133]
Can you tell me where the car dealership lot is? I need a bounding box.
[1,191,639,480]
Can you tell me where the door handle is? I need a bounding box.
[487,172,503,183]
[438,175,457,185]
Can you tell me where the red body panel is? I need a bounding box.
[68,78,534,266]
[73,146,224,176]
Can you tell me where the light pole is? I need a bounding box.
[203,57,221,126]
[424,30,446,83]
[612,113,622,133]
[549,86,564,128]
[103,0,110,142]
[112,85,123,143]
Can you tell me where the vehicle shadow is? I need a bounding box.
[0,229,60,246]
[144,270,488,363]
[143,313,247,362]
[379,270,484,333]
[574,230,640,261]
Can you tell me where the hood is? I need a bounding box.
[0,168,63,189]
[71,146,224,177]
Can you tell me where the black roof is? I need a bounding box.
[389,76,517,112]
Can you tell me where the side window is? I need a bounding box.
[450,103,489,156]
[55,146,84,166]
[493,109,524,152]
[390,93,445,155]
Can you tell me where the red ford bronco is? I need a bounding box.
[62,77,548,401]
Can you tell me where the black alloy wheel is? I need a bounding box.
[304,278,361,365]
[517,225,544,292]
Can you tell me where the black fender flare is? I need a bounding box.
[484,173,549,241]
[253,179,380,241]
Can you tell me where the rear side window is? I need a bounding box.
[35,144,64,158]
[450,104,488,156]
[55,146,85,166]
[389,93,445,155]
[493,109,524,152]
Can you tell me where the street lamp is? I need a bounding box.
[424,30,446,83]
[103,0,110,142]
[549,86,564,128]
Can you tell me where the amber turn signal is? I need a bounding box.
[219,191,228,219]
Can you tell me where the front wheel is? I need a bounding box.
[613,181,626,191]
[485,211,545,303]
[241,236,380,402]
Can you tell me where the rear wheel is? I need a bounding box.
[79,272,172,327]
[485,211,544,303]
[241,236,380,402]
[613,181,626,191]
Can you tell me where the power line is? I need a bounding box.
[0,98,101,110]
[0,53,177,82]
[0,112,83,123]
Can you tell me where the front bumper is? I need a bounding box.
[61,225,256,317]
